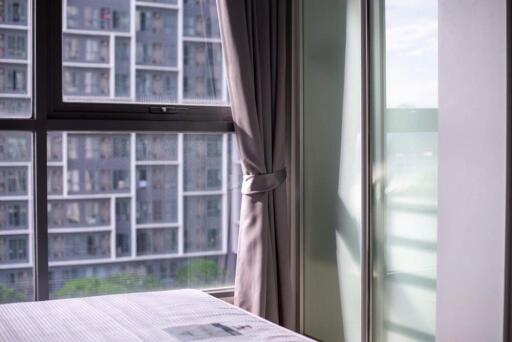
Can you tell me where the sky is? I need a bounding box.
[385,0,438,108]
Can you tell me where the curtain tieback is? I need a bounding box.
[241,168,287,195]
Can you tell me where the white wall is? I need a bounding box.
[437,0,508,341]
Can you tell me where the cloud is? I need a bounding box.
[383,0,438,108]
[386,20,437,55]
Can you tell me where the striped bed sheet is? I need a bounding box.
[0,289,314,341]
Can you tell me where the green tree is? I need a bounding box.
[0,284,26,303]
[176,259,223,288]
[55,273,162,299]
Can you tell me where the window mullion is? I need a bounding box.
[34,0,50,301]
[33,129,49,301]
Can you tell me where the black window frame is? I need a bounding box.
[0,0,235,302]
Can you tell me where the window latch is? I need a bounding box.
[149,106,187,114]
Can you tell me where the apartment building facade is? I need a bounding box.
[0,0,241,302]
[62,0,226,104]
[0,130,241,300]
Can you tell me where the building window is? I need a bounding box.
[207,169,221,188]
[136,228,178,256]
[0,0,30,118]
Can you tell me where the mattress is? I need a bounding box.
[0,289,314,341]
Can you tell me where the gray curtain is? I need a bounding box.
[218,0,295,329]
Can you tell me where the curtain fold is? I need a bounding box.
[218,0,295,329]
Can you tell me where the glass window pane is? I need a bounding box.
[371,1,438,341]
[184,134,222,191]
[62,0,227,106]
[0,0,32,118]
[0,131,33,303]
[47,132,241,299]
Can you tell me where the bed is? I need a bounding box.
[0,289,314,341]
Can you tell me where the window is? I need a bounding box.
[0,0,241,304]
[47,134,239,299]
[0,0,31,118]
[59,0,227,107]
[184,195,222,253]
[370,1,438,341]
[0,131,33,302]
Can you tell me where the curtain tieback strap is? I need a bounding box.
[241,168,287,195]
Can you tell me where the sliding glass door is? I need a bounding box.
[370,1,438,341]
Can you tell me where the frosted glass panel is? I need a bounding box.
[302,0,363,340]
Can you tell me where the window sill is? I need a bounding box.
[204,287,234,304]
